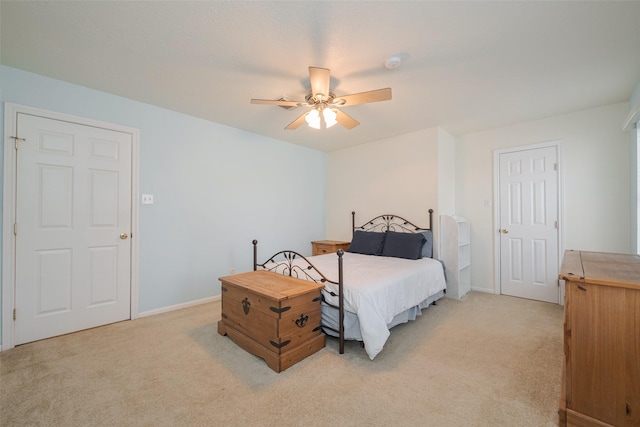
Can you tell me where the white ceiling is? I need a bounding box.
[2,1,640,152]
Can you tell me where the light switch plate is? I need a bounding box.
[142,194,154,205]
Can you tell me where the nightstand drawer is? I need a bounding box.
[311,240,350,256]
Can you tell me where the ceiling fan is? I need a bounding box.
[251,66,392,130]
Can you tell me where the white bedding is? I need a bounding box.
[265,252,446,360]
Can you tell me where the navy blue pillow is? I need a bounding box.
[347,230,386,255]
[381,231,426,260]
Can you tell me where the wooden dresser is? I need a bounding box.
[311,240,350,256]
[217,270,325,373]
[558,250,640,427]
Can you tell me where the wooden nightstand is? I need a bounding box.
[217,270,325,373]
[311,240,350,256]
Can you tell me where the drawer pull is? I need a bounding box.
[577,285,587,292]
[627,402,631,416]
[242,297,251,315]
[312,296,322,302]
[295,314,309,328]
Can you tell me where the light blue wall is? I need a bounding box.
[0,66,326,336]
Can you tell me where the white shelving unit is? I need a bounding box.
[440,215,471,299]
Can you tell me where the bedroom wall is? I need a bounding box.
[0,65,327,342]
[325,127,443,253]
[456,102,631,293]
[437,127,456,217]
[629,80,640,254]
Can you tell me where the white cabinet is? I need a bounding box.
[440,215,471,299]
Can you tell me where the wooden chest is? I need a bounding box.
[217,270,325,372]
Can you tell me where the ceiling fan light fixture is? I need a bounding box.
[323,108,338,128]
[305,109,321,129]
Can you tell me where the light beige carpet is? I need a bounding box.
[0,292,563,427]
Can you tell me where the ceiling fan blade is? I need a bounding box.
[309,67,331,100]
[335,109,360,129]
[285,111,309,130]
[251,98,303,107]
[332,88,392,107]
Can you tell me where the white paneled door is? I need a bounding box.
[14,113,132,345]
[499,146,559,304]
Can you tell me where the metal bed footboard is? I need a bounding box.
[253,240,346,354]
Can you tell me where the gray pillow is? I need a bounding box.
[381,231,426,260]
[347,230,386,255]
[420,230,433,258]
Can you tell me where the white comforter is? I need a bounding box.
[268,252,446,360]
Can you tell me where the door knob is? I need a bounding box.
[500,229,509,234]
[120,233,128,240]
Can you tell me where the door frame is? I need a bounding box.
[2,103,140,350]
[492,140,565,304]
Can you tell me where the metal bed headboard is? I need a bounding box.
[352,209,434,237]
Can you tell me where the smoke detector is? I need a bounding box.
[385,56,402,70]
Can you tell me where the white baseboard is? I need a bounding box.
[471,286,496,294]
[138,295,220,318]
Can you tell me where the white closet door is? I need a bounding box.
[499,145,559,304]
[14,113,132,345]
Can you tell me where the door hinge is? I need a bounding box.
[13,308,16,321]
[14,223,17,235]
[10,136,26,150]
[555,221,558,229]
[554,163,558,171]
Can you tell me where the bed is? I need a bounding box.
[252,210,447,360]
